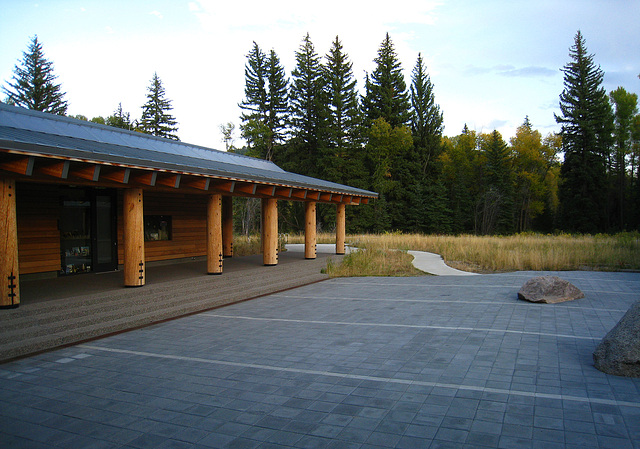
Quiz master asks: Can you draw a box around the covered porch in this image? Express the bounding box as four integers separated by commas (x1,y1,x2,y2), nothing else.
0,103,377,309
0,245,345,362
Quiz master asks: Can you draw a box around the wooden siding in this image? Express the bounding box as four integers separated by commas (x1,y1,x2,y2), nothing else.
16,184,209,275
16,183,61,274
117,191,207,265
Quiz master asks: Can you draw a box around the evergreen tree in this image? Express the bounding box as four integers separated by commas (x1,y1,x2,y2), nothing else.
265,49,289,161
555,31,614,232
140,73,179,140
286,33,327,177
239,42,268,122
323,36,364,185
3,36,68,115
106,103,132,130
410,53,444,178
239,43,288,161
477,130,514,234
439,126,481,233
362,33,411,128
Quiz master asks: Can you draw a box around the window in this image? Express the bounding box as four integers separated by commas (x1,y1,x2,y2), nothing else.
144,215,172,241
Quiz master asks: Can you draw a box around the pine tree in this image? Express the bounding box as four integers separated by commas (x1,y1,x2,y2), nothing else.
410,53,444,178
239,43,288,161
323,36,364,183
362,33,411,128
106,103,132,130
286,33,327,177
555,31,614,232
478,130,514,234
239,42,268,122
140,73,179,140
265,49,289,161
3,36,68,115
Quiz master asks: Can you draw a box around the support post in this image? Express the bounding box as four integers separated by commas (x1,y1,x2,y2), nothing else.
123,188,145,287
336,202,346,255
222,196,233,258
207,194,223,274
1,178,19,308
262,198,278,266
305,201,316,259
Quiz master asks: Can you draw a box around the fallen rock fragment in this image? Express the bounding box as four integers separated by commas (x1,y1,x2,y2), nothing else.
593,301,640,377
517,275,584,304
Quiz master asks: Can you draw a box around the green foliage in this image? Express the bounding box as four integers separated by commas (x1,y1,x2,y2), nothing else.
322,36,364,186
239,43,288,161
3,36,68,115
555,31,614,232
410,53,444,178
106,103,133,130
284,34,328,178
609,87,639,230
362,33,411,128
140,73,179,140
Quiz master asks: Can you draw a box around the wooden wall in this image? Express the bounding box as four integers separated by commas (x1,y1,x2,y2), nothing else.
117,190,207,265
16,184,209,275
16,184,61,274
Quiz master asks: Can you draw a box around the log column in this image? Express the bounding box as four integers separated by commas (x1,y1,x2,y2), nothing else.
123,188,145,287
336,202,346,255
305,201,316,259
1,178,19,308
262,198,278,266
207,194,223,274
222,196,233,258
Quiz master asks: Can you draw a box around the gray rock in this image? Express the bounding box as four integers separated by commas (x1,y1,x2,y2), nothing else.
593,301,640,377
517,275,584,304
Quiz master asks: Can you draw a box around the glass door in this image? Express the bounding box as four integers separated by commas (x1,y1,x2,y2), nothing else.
92,190,118,272
60,189,92,275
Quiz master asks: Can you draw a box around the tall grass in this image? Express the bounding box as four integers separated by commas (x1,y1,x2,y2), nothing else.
349,232,640,272
255,232,640,274
325,249,424,277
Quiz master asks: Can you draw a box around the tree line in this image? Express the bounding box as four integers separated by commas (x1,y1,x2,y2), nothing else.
3,33,640,235
236,31,640,234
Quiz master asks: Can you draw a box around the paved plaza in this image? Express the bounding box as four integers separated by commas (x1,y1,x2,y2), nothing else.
1,271,640,448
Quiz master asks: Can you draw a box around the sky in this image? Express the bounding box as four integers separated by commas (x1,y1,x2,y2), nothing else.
1,0,638,150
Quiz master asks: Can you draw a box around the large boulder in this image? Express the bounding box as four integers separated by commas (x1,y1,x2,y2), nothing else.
593,301,640,377
517,275,584,304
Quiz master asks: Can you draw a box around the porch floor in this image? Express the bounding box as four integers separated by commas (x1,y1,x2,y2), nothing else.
1,247,343,363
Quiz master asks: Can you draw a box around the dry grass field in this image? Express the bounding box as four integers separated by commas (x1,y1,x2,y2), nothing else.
283,232,640,276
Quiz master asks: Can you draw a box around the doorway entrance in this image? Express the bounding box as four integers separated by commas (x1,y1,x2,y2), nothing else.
60,188,117,275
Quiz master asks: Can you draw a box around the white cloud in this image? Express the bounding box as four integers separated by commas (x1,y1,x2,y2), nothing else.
149,10,163,19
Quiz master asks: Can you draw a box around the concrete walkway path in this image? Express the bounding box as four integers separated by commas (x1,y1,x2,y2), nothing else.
408,250,479,276
287,244,477,276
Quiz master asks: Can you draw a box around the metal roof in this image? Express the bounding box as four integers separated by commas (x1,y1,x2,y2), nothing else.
0,103,377,198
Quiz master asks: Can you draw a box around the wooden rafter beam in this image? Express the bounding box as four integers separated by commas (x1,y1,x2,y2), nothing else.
37,160,70,179
101,167,131,184
275,187,293,199
291,189,307,200
0,156,34,176
233,182,257,195
130,171,157,186
69,164,101,182
182,176,210,191
209,180,235,193
256,185,276,197
156,173,181,188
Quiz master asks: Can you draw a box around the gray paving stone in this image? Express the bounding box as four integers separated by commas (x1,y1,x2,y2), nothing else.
1,271,639,448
